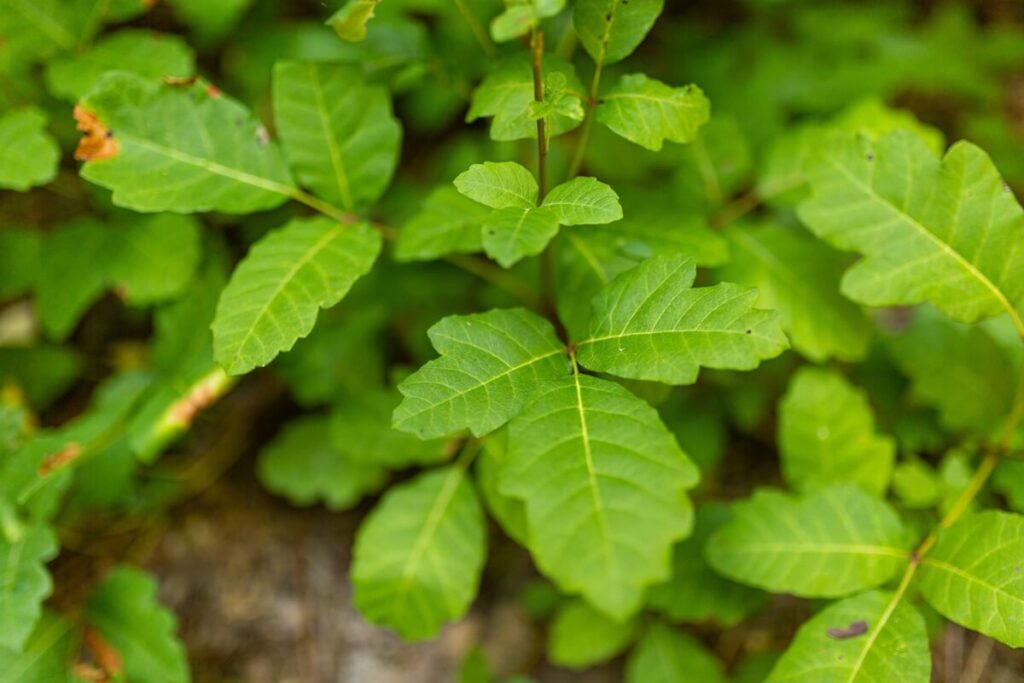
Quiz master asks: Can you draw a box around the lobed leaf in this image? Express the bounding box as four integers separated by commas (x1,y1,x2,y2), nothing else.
395,186,489,261
707,486,909,598
574,0,665,65
576,255,788,384
0,611,79,683
501,374,699,618
352,466,486,640
0,526,58,652
0,108,59,191
212,217,381,375
326,0,381,41
596,75,710,151
541,176,623,226
454,161,538,210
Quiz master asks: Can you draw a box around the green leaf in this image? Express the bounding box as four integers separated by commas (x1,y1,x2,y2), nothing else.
626,623,727,683
258,415,386,510
167,0,253,41
34,218,110,340
918,511,1024,647
481,206,560,268
78,71,294,214
491,0,566,43
474,429,528,544
0,108,59,191
0,228,41,298
272,61,400,210
0,346,81,411
454,162,538,210
0,525,57,652
107,213,202,305
501,373,698,618
0,611,79,683
87,567,190,683
766,590,930,683
576,255,788,384
45,30,194,101
548,600,636,669
541,177,623,226
393,308,566,439
0,0,75,65
352,465,486,640
212,217,382,375
716,222,872,362
528,71,584,122
395,186,489,261
647,504,765,627
707,486,909,598
574,0,664,65
798,130,1024,327
468,55,584,141
596,75,709,151
778,368,895,496
326,0,381,41
889,309,1019,434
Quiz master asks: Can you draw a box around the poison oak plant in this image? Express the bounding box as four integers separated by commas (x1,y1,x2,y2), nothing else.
1,0,1024,681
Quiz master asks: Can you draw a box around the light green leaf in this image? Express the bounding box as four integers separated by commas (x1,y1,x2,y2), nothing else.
395,186,489,261
541,177,623,226
0,611,78,683
352,465,486,640
34,218,109,340
393,308,566,439
502,374,698,618
0,0,75,65
548,600,636,669
716,222,872,362
454,161,538,210
78,71,294,214
889,309,1019,434
167,0,253,40
474,429,528,544
779,368,895,496
0,108,59,191
626,623,727,683
212,217,382,375
0,525,57,652
892,459,942,510
467,56,584,141
491,0,566,43
87,567,190,683
596,75,709,151
919,511,1024,647
574,0,664,65
767,590,930,683
272,61,400,210
45,30,194,101
258,415,386,510
798,130,1024,326
528,71,584,122
482,206,560,268
107,213,202,305
326,0,381,41
576,255,788,384
647,504,765,627
707,486,909,598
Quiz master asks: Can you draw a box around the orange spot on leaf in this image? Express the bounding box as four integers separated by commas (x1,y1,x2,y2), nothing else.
162,74,198,87
84,628,124,678
38,442,82,476
73,105,119,162
168,381,219,427
205,83,222,98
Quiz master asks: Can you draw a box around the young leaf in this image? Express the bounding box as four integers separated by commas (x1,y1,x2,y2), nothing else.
716,222,872,362
392,308,566,439
576,255,788,384
272,61,401,210
258,415,386,510
0,611,79,683
574,0,665,65
625,623,727,683
528,72,584,122
45,30,195,101
548,600,636,669
798,130,1024,327
596,76,710,151
86,567,190,683
646,504,765,627
395,186,489,261
918,511,1024,647
468,56,584,141
454,161,538,210
501,374,699,618
766,590,930,683
541,177,623,226
0,526,58,652
212,217,382,375
352,466,486,640
706,487,909,598
326,0,381,41
77,71,294,214
778,368,895,496
492,0,566,43
0,108,59,191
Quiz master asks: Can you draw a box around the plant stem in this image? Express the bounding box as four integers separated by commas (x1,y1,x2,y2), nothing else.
290,188,358,225
567,59,604,179
530,29,549,201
